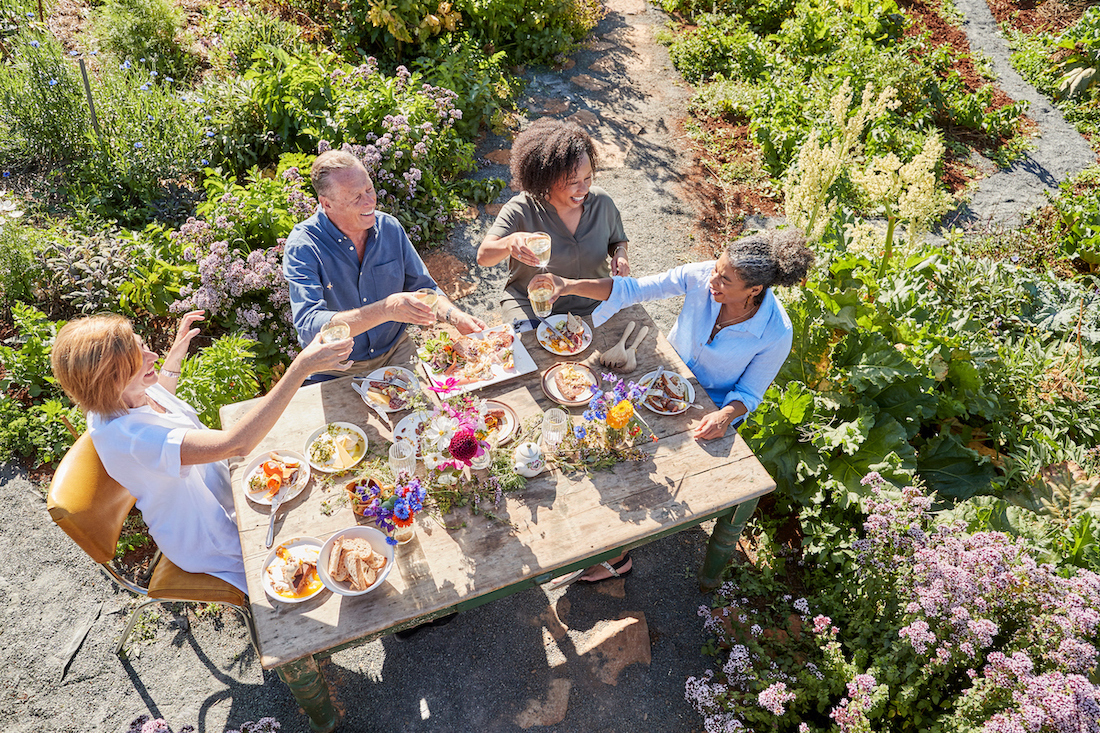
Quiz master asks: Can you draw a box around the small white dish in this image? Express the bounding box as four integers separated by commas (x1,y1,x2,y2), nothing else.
241,449,310,506
639,370,697,415
393,410,432,456
305,422,368,473
536,315,593,356
317,526,395,597
262,536,325,603
351,366,419,413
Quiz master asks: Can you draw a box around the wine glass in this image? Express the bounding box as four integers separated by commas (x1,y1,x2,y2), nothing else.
388,439,417,479
319,320,350,344
540,408,568,451
527,232,552,270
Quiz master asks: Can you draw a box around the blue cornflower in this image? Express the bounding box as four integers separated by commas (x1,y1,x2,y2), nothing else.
2,171,10,178
201,159,209,165
69,50,79,56
573,425,586,439
150,71,158,77
204,115,212,121
147,114,153,120
139,57,146,62
206,131,215,137
120,60,131,70
582,409,594,422
1011,255,1020,263
164,76,173,82
48,79,57,86
139,83,149,91
29,40,40,48
133,142,143,149
90,51,97,56
25,11,33,16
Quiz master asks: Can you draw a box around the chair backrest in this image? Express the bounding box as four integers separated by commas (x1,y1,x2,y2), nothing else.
47,433,136,564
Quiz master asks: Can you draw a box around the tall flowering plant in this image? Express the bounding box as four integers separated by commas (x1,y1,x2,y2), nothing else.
685,473,1100,732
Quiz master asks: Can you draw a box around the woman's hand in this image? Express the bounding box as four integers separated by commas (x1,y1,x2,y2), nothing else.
510,233,543,268
693,404,744,440
159,310,205,386
385,292,437,326
528,273,568,304
611,247,630,277
295,332,354,374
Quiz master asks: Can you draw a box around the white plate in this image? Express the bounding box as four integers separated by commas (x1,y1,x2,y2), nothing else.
241,449,310,506
262,536,325,603
352,366,420,413
481,399,519,446
317,526,395,597
541,362,598,406
639,370,696,415
536,315,593,356
393,410,431,455
418,325,538,395
305,422,368,473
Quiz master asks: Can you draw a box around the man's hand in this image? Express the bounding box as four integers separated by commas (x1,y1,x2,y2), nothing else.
450,310,487,335
384,292,436,326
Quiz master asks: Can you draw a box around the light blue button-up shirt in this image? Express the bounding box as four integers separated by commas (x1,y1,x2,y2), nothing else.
592,261,793,416
283,207,437,362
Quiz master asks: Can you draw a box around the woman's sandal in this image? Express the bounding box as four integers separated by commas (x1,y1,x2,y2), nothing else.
577,553,632,584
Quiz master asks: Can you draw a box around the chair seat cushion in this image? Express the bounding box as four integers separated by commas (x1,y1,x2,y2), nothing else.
149,556,247,607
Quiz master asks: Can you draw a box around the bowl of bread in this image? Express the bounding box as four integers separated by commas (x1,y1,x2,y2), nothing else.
317,526,394,596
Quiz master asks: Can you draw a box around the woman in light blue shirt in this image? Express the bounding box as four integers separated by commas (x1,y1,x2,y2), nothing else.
538,231,813,585
532,230,813,440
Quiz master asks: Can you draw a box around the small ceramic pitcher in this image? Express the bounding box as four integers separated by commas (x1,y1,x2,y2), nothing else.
513,442,544,477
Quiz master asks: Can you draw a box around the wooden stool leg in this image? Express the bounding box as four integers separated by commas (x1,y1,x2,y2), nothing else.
277,655,337,733
699,498,758,592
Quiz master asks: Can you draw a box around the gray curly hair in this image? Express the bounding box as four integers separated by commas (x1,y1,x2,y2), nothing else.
725,230,815,306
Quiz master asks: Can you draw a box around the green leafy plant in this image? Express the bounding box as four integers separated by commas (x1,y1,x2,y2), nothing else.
1053,6,1100,99
0,302,61,398
175,334,261,429
90,0,196,81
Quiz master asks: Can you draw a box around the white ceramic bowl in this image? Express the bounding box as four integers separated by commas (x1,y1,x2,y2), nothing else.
317,526,395,597
305,422,368,473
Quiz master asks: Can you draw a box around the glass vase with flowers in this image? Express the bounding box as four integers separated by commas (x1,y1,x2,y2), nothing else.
557,374,656,468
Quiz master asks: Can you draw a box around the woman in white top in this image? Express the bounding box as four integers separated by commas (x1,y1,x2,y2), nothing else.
536,230,813,584
50,310,352,592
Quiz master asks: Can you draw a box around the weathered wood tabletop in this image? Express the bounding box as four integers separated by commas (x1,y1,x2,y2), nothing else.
221,304,775,731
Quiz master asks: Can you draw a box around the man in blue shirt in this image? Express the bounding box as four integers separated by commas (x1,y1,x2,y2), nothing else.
284,150,485,375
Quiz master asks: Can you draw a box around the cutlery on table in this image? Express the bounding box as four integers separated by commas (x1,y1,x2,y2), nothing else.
619,325,650,374
598,321,636,370
538,315,572,344
351,379,394,429
266,483,288,548
643,366,666,397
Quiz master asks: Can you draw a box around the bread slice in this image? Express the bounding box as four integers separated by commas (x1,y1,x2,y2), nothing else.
328,537,346,581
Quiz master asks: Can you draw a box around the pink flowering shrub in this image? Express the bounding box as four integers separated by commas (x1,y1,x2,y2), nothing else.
170,157,313,368
686,473,1100,732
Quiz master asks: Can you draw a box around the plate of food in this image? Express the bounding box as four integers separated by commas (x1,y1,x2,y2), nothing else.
541,362,598,406
262,536,325,603
392,410,431,455
479,399,518,446
536,314,592,356
306,422,368,473
242,449,310,506
317,526,394,597
417,324,538,394
351,366,419,413
639,370,696,415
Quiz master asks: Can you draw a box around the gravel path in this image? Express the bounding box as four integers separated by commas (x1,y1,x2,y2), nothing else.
949,0,1097,228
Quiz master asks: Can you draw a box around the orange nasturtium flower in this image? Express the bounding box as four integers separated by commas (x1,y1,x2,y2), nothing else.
606,400,634,429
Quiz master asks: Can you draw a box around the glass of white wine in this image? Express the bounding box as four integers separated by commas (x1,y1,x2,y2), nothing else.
319,320,350,344
527,232,552,269
528,282,554,319
415,288,441,319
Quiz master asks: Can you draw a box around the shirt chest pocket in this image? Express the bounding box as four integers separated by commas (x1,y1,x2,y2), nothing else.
362,258,404,297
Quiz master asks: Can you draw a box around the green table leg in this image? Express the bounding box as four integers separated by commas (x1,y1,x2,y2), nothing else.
277,655,337,733
699,498,759,592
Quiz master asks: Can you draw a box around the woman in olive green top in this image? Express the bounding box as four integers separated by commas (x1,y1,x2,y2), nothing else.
477,118,631,323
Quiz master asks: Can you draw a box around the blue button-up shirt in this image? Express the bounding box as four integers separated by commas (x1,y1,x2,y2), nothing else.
283,207,437,361
592,261,793,416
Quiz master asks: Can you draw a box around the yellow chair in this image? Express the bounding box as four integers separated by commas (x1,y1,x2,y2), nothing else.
47,434,258,656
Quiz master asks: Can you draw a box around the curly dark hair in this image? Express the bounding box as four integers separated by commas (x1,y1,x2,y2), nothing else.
725,230,815,306
509,118,598,200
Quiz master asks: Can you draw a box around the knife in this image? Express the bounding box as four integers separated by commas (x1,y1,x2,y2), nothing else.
539,315,572,344
643,366,667,398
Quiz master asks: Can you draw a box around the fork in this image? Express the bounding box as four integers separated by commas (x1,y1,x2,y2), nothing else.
266,483,288,548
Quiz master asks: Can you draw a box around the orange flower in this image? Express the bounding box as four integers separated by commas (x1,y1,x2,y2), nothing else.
606,400,633,429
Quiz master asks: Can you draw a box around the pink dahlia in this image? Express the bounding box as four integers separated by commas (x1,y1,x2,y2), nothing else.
448,428,479,463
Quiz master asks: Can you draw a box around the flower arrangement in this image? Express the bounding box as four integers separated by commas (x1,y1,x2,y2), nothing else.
346,475,427,544
557,374,655,468
418,395,493,485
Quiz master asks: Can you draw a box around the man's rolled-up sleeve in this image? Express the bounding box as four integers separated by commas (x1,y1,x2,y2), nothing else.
283,240,333,347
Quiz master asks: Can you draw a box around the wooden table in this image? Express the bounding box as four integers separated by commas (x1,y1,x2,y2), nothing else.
220,305,775,733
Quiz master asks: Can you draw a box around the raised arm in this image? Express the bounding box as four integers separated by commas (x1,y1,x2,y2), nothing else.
178,333,353,465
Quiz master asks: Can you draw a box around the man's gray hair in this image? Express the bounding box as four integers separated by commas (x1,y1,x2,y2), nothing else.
311,150,364,198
